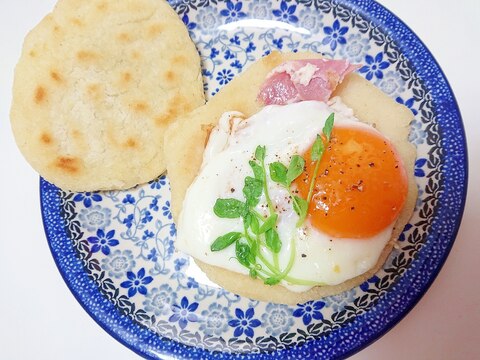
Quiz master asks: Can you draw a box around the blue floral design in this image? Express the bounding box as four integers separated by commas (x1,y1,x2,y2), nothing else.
216,69,234,85
147,248,158,262
248,0,272,19
228,308,261,337
229,35,240,45
149,198,159,211
298,9,323,35
293,300,325,325
87,229,120,256
169,296,199,329
174,258,187,271
122,194,136,205
261,303,294,336
149,175,166,190
187,277,199,289
73,192,102,208
408,119,426,145
359,52,390,80
78,205,111,232
141,210,153,224
339,34,369,62
323,290,356,313
398,223,413,242
272,38,283,49
376,71,406,95
360,275,380,291
200,303,230,336
120,268,154,297
246,42,256,53
161,201,172,219
143,284,177,316
397,96,419,116
272,1,298,23
414,158,427,177
322,19,348,51
195,7,221,33
169,223,177,237
181,14,197,31
220,1,247,23
123,214,134,228
101,249,135,279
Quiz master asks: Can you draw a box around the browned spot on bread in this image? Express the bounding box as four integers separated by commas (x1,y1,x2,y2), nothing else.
96,1,108,11
131,50,141,60
164,70,175,82
122,72,132,83
154,95,188,126
71,18,83,27
29,50,36,58
55,156,80,173
34,86,46,104
50,70,62,83
117,33,131,42
72,129,82,139
125,138,137,148
131,102,149,113
77,50,98,61
86,83,102,100
173,55,187,66
53,25,61,33
201,124,214,147
40,132,52,144
147,23,163,37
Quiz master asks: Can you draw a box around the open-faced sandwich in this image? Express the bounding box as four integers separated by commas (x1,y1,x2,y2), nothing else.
165,51,417,305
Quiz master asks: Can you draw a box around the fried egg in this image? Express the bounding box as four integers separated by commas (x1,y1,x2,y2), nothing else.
176,99,407,292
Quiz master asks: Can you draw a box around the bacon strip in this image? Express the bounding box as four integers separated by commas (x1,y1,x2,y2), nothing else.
257,59,359,105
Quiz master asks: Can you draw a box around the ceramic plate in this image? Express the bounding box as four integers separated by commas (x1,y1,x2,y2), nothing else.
41,0,467,358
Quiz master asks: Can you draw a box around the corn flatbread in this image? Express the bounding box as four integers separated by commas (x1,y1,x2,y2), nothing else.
11,0,204,191
165,51,416,304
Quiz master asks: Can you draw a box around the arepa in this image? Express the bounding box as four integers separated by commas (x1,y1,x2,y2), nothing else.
11,0,204,191
165,52,417,304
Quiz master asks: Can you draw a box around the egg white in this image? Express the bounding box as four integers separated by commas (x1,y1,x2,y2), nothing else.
176,100,393,292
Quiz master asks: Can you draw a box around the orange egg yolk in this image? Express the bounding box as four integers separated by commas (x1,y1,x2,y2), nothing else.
293,125,408,238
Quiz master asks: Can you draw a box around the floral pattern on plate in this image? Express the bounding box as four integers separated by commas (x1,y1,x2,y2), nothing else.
41,0,466,358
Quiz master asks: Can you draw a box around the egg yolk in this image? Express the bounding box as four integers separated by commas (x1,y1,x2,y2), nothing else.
293,125,408,238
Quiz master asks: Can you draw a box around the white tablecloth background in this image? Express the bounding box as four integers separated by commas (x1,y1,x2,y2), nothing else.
1,1,478,358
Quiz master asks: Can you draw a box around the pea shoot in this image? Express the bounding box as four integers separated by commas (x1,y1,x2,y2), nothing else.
210,113,335,286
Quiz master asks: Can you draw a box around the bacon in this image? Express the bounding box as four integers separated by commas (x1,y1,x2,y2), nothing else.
257,59,359,105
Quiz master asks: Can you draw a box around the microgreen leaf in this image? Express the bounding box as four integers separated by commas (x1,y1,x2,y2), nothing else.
249,160,264,181
286,155,305,186
265,228,281,253
258,214,278,234
255,145,266,161
323,113,334,141
264,277,280,285
243,212,252,228
293,196,309,227
250,214,260,234
236,241,253,267
311,134,325,162
269,162,288,185
249,268,258,279
210,232,243,251
243,176,263,207
213,198,247,218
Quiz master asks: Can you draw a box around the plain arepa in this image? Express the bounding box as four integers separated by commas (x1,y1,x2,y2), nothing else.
11,0,204,191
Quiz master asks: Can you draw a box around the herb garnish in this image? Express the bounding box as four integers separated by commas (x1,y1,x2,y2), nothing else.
210,113,334,286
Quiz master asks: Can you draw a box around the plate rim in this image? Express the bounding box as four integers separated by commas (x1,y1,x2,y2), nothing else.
39,0,469,358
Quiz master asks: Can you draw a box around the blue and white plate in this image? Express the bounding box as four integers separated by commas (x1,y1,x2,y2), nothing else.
41,0,467,358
